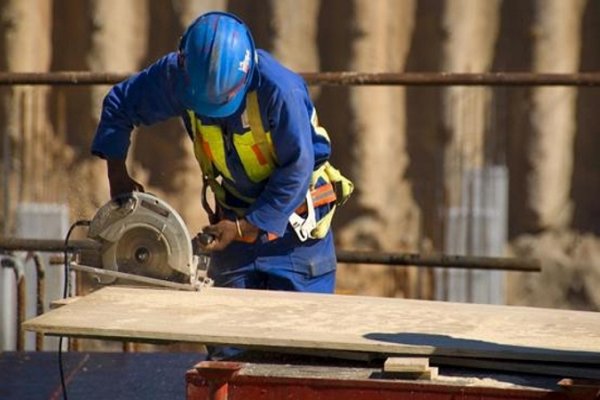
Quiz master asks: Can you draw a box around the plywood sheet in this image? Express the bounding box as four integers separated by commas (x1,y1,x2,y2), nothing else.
23,286,600,364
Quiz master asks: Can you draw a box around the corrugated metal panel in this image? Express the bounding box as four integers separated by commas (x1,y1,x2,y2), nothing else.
437,166,508,304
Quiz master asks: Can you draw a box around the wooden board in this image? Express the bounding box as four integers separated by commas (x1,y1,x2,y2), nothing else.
23,286,600,364
384,357,430,372
431,356,600,380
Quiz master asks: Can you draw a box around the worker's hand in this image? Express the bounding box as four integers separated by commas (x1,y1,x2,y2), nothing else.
198,218,259,252
107,159,145,198
199,220,238,252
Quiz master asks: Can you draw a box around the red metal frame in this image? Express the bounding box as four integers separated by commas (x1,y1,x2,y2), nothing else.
187,361,581,400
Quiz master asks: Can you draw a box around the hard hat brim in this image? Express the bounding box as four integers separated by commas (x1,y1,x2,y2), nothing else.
185,83,247,118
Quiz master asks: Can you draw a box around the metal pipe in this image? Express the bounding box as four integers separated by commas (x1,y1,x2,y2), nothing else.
1,71,600,86
31,253,45,351
2,109,10,236
17,269,25,351
303,72,600,87
335,250,541,272
72,255,81,352
0,237,540,271
1,256,26,351
0,72,129,85
0,237,100,252
122,342,136,353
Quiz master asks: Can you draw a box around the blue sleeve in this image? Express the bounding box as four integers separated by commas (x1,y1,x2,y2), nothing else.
91,53,185,160
245,88,314,236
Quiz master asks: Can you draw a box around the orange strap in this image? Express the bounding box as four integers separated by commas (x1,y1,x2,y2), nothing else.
234,230,277,243
295,183,337,215
233,183,336,243
235,235,257,243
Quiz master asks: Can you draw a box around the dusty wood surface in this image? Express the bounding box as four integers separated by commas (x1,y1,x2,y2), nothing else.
23,286,600,364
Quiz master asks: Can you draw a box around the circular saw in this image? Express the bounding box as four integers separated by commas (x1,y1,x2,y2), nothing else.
87,192,204,286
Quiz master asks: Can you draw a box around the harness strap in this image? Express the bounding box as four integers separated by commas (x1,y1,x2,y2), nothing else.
246,91,276,168
295,183,337,215
188,110,214,177
188,93,351,243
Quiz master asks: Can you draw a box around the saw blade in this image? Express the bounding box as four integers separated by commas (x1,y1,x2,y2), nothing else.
115,226,172,280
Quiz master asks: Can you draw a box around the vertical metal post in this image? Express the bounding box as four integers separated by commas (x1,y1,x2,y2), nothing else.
2,96,10,236
32,253,45,350
123,342,135,353
1,256,26,351
194,361,242,400
16,272,25,351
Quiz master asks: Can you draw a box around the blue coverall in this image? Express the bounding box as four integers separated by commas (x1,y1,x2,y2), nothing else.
92,50,336,293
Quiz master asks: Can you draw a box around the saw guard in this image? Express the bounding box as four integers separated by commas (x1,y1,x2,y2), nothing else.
88,193,197,284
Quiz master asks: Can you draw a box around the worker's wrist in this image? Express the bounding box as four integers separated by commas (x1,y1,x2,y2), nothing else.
238,218,259,238
234,218,244,238
107,158,127,171
107,159,129,181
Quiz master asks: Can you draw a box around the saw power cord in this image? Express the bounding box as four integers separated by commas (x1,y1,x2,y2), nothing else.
58,219,90,400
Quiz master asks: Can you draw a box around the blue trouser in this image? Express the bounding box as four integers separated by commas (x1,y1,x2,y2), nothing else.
208,230,337,293
206,231,336,360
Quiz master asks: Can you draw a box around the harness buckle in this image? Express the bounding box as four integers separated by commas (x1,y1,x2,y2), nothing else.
289,190,317,242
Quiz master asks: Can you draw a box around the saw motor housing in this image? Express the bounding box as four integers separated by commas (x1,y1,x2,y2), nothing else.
88,192,199,285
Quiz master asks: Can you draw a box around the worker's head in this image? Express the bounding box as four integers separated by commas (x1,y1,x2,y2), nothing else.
177,12,256,118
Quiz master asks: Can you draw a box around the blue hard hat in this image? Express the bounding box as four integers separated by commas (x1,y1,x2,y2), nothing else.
177,12,256,118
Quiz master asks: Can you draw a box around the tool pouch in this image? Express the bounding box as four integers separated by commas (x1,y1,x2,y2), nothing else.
308,162,354,239
323,162,354,206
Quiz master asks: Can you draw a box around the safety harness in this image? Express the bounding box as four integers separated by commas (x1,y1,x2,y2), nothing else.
187,91,353,241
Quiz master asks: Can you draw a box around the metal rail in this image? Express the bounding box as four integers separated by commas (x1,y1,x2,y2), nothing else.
31,253,45,351
0,237,101,252
335,250,540,272
303,72,600,87
0,237,540,272
0,71,599,86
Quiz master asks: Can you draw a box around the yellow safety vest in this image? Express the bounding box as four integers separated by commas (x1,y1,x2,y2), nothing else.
187,91,353,239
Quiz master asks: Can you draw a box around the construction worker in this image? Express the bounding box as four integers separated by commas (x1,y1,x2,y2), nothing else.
91,12,352,295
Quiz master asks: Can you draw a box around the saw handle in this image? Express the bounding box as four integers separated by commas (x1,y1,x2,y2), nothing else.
197,232,215,246
192,232,216,254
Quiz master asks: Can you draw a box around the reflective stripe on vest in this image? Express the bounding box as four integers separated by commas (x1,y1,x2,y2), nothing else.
244,91,277,181
198,124,234,181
